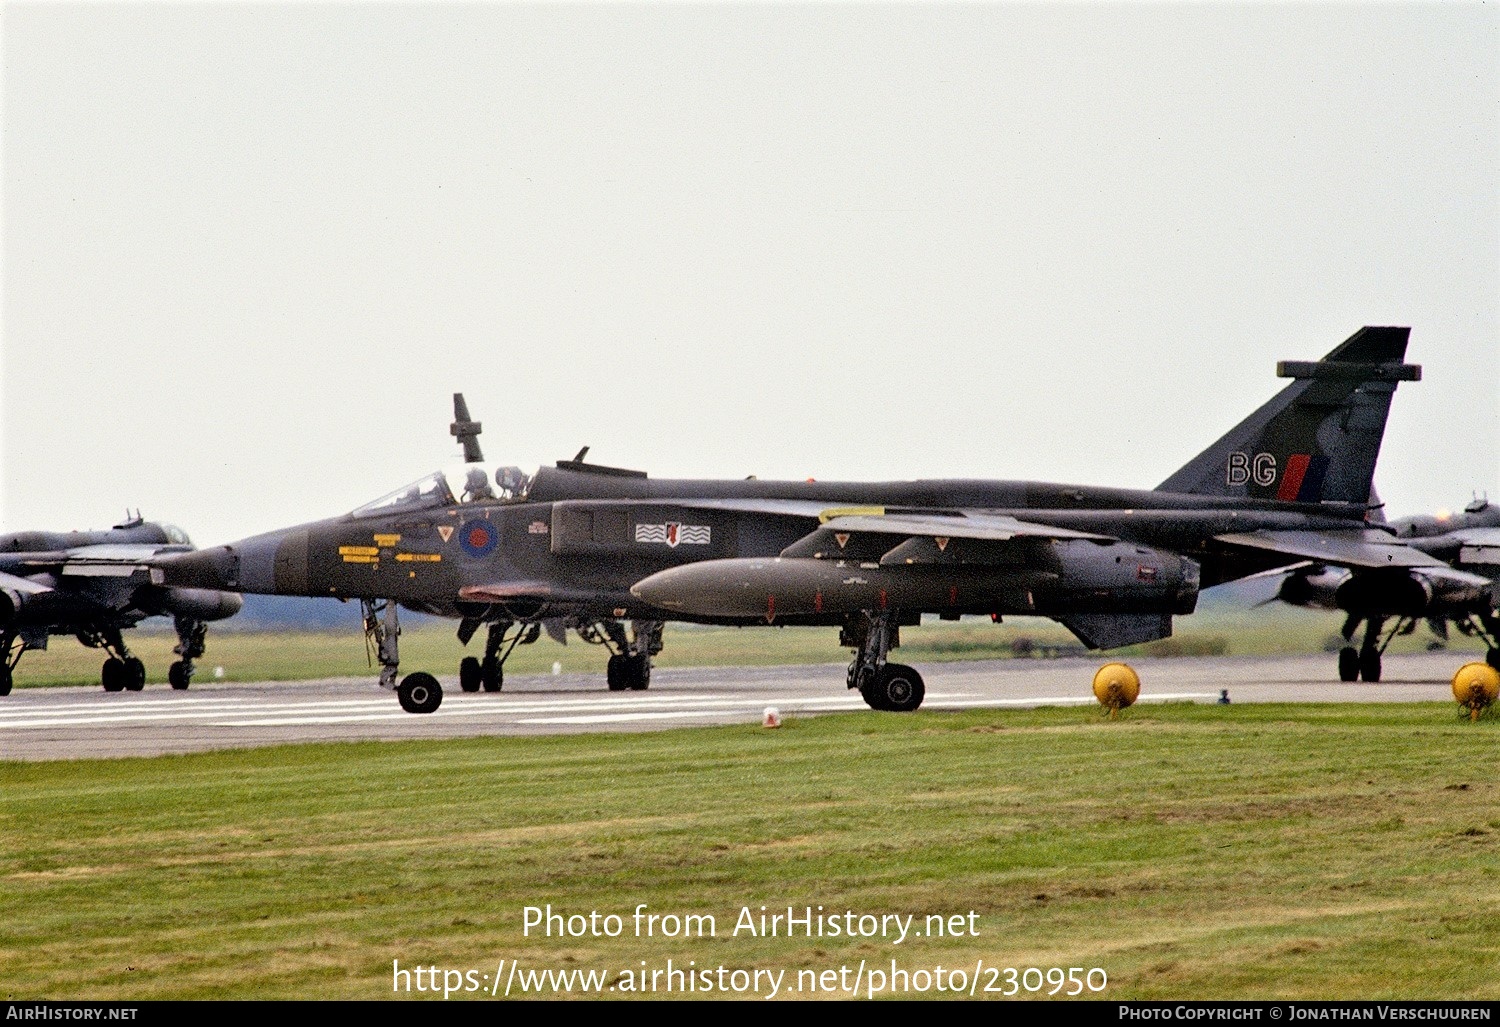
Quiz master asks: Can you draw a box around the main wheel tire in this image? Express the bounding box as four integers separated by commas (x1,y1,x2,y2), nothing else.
459,656,482,692
862,664,926,712
629,655,651,691
123,657,146,691
482,656,503,692
606,654,628,691
1359,649,1382,683
102,658,125,692
397,672,443,714
0,666,11,697
168,661,191,690
1488,647,1500,672
1337,647,1359,682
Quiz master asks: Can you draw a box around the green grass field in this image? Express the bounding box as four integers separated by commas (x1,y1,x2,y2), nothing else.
9,609,1484,688
3,703,1496,1000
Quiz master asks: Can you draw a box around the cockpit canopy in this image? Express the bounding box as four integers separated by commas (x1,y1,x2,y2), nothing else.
352,463,532,518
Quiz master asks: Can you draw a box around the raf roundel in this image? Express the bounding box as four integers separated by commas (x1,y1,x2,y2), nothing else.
458,519,498,558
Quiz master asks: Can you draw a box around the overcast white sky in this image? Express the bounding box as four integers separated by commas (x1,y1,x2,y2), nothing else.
3,1,1496,546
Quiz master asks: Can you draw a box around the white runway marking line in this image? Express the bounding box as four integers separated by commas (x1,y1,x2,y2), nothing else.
0,699,422,729
204,692,912,728
518,692,1220,725
0,695,320,714
0,690,1217,731
0,691,881,730
0,693,755,729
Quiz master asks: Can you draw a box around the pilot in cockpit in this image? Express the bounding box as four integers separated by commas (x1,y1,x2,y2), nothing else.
463,468,495,502
495,466,527,500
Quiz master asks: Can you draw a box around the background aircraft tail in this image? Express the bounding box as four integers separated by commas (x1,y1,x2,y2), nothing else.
1155,326,1418,507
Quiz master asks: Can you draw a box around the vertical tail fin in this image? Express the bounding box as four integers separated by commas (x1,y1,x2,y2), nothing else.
1155,327,1418,506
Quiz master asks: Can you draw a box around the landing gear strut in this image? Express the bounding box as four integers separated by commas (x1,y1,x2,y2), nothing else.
1457,612,1500,672
582,619,660,691
1337,614,1400,683
364,598,441,714
458,620,539,693
0,632,20,697
843,611,925,711
78,628,146,692
168,616,207,690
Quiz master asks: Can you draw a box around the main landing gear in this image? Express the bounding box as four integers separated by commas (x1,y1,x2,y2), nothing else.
578,619,661,691
457,620,540,693
1336,612,1500,682
1338,611,1392,683
1336,614,1399,683
168,615,207,690
0,632,21,697
0,620,212,696
843,611,926,712
75,628,147,692
1455,611,1500,673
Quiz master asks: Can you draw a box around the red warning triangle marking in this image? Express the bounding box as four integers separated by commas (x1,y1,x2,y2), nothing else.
835,533,850,549
935,536,950,551
437,525,454,542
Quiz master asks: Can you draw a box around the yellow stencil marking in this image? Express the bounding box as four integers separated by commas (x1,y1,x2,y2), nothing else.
339,546,379,556
395,553,441,563
818,506,885,524
341,554,379,564
373,534,401,547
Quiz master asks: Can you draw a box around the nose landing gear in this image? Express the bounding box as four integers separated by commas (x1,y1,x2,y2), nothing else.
365,598,444,714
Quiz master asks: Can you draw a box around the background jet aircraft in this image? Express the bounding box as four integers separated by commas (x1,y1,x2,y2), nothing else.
0,514,242,695
160,326,1433,715
1268,495,1500,681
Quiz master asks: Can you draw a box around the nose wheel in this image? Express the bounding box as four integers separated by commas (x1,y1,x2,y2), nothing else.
397,672,443,714
365,598,443,714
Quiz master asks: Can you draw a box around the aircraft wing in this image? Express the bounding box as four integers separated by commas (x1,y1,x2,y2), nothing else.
781,511,1112,564
13,544,175,576
819,512,1110,541
1213,529,1453,570
669,498,1118,537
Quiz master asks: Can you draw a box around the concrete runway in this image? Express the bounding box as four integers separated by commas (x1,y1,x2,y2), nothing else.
0,651,1476,762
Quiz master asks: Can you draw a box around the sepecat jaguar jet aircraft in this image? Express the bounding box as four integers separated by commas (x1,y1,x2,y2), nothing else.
159,327,1438,714
0,513,242,695
1267,493,1499,682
